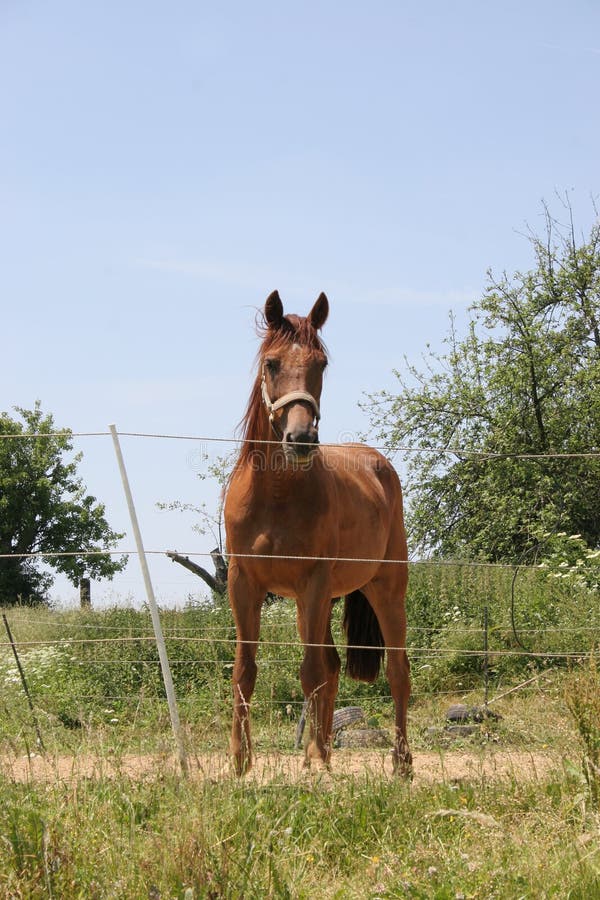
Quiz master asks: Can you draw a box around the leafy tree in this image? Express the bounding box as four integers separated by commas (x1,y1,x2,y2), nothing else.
365,198,600,560
0,403,126,605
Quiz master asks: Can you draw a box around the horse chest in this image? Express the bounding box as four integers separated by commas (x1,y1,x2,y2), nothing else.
245,496,332,549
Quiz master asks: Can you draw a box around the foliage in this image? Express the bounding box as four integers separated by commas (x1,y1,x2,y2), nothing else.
0,403,126,605
565,651,600,807
535,531,600,593
405,556,600,691
0,602,237,739
365,197,600,560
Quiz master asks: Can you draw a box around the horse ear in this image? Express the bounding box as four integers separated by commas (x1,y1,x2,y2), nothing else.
309,292,329,330
265,290,284,328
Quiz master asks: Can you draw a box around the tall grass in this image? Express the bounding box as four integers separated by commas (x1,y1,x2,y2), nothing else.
406,560,600,691
1,568,599,897
565,651,600,808
1,766,599,898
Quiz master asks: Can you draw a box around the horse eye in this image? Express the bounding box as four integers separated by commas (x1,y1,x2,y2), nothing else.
265,358,279,373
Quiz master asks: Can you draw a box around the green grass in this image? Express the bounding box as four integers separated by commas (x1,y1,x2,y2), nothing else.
1,765,598,898
1,569,599,897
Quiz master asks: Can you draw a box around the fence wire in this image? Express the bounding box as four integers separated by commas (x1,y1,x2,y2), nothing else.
0,632,594,659
1,426,597,749
1,427,600,460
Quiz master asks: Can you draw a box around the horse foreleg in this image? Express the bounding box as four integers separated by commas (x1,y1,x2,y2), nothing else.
297,578,340,770
228,562,264,775
363,578,412,778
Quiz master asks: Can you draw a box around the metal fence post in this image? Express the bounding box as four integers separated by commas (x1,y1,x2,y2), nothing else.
109,425,188,777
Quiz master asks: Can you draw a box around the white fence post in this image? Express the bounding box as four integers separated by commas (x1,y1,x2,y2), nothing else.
109,424,189,777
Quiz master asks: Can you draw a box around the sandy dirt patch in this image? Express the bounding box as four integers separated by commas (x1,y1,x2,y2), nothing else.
2,748,565,785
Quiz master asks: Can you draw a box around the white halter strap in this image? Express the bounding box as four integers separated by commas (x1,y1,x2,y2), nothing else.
261,370,321,427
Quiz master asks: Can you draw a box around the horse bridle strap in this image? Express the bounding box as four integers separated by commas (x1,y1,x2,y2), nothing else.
261,372,321,428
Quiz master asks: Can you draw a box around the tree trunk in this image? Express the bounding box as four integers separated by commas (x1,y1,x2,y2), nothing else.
79,578,91,608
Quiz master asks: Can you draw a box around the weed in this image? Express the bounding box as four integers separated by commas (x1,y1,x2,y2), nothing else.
565,651,600,807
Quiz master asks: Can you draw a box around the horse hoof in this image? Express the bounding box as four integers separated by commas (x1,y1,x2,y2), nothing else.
392,750,413,780
232,754,252,777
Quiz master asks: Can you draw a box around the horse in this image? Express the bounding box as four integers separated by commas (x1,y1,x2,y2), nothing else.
223,291,412,776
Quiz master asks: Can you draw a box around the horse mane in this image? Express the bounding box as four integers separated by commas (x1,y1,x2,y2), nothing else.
234,310,328,469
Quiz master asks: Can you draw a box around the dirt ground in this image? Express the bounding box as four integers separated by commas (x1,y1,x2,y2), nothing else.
2,748,565,785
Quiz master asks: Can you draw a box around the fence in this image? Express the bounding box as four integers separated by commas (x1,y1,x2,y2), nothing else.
1,427,599,772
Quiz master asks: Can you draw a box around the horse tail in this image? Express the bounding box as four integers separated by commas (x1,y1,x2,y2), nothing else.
343,589,384,683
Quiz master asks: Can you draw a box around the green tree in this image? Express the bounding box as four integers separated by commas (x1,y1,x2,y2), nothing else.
0,403,127,605
366,199,600,560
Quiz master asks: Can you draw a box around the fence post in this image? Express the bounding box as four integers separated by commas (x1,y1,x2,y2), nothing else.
109,425,189,777
2,614,46,752
483,605,489,710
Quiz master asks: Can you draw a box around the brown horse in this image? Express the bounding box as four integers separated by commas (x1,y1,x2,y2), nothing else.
224,291,411,776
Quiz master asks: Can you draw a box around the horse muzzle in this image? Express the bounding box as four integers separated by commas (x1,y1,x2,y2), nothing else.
283,425,320,462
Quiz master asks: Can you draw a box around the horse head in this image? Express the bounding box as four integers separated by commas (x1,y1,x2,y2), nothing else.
260,290,329,460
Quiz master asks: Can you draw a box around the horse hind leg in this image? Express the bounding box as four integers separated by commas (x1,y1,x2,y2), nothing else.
361,575,412,777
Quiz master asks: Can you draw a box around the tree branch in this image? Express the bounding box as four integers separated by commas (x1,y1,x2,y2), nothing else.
166,550,227,595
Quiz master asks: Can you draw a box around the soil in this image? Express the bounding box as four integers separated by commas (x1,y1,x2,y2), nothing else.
2,748,566,785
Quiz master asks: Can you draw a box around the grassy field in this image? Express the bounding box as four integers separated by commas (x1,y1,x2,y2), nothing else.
1,563,599,898
2,756,598,899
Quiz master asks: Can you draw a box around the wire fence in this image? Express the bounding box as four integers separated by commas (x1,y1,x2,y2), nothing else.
2,427,599,572
1,426,598,761
0,596,590,765
0,548,549,571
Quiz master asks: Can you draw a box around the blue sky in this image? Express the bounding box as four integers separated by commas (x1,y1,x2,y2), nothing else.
1,1,599,606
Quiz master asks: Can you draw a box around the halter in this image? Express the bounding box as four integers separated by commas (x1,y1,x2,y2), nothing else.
261,365,321,437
